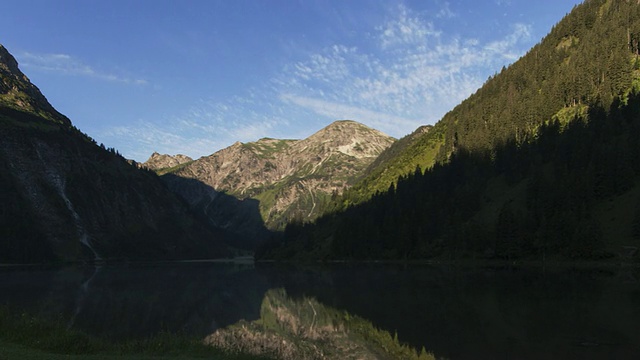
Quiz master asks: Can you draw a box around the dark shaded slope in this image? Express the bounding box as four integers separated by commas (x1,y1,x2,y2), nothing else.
0,45,228,263
162,174,272,251
262,93,640,261
338,0,640,206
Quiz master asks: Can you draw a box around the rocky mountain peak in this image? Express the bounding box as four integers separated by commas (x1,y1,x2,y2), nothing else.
295,120,395,159
0,45,21,76
0,44,70,126
158,119,396,233
142,152,193,171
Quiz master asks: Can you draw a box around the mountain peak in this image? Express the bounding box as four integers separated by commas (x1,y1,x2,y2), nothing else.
162,120,395,232
0,45,21,76
322,120,369,131
0,44,70,126
302,120,395,159
143,152,193,171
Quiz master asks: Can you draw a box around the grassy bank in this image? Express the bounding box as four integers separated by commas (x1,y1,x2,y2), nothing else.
0,306,271,360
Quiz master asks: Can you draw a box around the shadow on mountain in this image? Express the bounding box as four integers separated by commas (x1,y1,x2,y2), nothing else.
161,174,275,251
1,107,229,263
266,93,640,261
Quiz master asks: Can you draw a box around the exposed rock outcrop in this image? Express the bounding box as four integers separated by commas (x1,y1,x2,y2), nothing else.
142,152,193,172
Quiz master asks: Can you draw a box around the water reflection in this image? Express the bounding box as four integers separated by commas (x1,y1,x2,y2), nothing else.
206,287,433,360
0,262,638,359
0,262,269,339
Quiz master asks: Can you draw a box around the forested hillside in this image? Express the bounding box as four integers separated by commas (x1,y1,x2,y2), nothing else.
258,0,640,262
0,45,229,263
333,0,640,207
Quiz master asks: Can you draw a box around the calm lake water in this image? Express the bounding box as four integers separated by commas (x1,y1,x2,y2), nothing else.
0,262,638,359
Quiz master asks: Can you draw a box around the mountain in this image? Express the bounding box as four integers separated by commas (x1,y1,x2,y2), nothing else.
0,44,229,263
259,0,640,262
156,120,395,247
0,46,70,126
338,0,640,206
340,125,434,205
142,152,193,173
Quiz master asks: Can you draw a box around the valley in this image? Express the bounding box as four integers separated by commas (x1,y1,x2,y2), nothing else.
1,1,640,359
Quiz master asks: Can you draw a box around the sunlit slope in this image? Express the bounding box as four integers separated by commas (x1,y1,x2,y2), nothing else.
341,0,640,206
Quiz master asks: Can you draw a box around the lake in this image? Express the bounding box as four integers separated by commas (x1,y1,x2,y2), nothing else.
0,261,638,359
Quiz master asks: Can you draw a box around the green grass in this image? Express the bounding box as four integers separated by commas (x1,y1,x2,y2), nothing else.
0,306,272,360
241,139,296,159
345,123,445,205
154,160,194,176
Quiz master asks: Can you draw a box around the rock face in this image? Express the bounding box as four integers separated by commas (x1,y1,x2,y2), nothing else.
160,120,395,246
142,152,193,172
0,44,228,263
0,45,70,126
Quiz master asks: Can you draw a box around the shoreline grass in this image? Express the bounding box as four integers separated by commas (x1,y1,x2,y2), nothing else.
0,306,272,360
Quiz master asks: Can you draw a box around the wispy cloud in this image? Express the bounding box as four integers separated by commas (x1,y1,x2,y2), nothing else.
18,52,147,85
101,94,292,161
275,4,533,137
102,121,218,161
102,2,534,161
437,2,457,19
378,5,441,49
484,23,531,60
280,93,415,135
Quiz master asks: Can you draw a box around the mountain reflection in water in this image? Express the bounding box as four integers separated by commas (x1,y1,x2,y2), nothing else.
0,262,638,359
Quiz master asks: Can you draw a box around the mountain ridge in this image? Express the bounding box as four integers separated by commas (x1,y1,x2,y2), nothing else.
144,119,396,246
142,152,193,173
0,45,70,126
0,44,229,263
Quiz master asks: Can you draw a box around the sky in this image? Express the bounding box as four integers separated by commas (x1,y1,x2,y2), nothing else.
1,0,581,162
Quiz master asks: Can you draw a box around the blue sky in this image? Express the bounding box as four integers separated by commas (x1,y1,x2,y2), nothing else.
1,0,580,161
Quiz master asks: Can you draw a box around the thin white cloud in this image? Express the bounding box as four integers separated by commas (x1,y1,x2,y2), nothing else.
103,121,208,161
276,6,534,135
18,52,147,85
100,93,292,161
437,2,457,19
291,45,353,83
484,23,531,60
280,93,415,136
102,3,535,161
378,4,441,49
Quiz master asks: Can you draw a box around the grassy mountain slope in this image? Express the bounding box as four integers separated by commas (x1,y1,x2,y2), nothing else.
339,124,439,206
